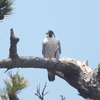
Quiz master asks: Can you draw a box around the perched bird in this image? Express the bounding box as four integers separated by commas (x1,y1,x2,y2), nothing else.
42,30,61,81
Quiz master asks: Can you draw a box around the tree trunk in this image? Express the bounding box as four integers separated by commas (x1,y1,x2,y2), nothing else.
0,28,100,100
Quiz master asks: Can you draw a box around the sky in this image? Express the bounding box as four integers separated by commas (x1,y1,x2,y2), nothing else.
0,0,100,100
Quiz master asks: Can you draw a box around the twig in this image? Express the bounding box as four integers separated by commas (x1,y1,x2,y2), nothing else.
35,82,49,100
60,95,65,100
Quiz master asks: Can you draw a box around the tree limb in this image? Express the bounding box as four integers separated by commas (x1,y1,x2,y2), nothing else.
0,28,100,100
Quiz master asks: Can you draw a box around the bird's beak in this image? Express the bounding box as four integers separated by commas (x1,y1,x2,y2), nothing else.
46,32,49,37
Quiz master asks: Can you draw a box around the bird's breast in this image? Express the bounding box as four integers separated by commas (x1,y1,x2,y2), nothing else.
44,41,59,58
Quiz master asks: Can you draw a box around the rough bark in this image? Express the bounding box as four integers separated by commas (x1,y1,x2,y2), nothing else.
8,94,19,100
9,28,19,59
0,28,100,100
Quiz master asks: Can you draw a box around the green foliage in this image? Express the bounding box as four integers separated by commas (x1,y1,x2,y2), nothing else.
0,0,14,20
0,89,8,100
0,71,28,100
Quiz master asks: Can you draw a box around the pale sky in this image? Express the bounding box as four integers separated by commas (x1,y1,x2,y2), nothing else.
0,0,100,100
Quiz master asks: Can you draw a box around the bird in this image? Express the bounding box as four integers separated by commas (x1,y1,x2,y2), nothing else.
42,30,61,81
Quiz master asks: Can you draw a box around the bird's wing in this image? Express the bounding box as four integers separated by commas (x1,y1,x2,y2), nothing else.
42,42,46,57
58,40,61,54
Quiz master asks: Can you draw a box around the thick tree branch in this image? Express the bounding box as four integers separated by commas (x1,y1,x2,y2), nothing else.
0,28,100,100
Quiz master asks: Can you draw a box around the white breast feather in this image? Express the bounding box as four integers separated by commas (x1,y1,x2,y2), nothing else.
43,37,60,58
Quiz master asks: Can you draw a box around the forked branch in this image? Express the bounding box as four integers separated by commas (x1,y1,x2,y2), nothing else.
60,95,66,100
35,83,48,100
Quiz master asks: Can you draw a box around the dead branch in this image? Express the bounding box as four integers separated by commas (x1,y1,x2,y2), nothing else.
35,83,49,100
60,95,66,100
9,28,19,59
0,28,100,100
5,28,19,72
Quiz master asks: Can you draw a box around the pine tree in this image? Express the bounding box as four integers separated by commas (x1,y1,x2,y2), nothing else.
0,71,28,100
0,0,14,20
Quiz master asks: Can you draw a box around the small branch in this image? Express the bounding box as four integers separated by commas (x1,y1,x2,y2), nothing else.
35,83,49,100
60,95,66,100
42,82,49,96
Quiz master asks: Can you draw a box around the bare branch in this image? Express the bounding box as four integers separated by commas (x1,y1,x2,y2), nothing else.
1,28,100,99
42,82,49,96
60,95,66,100
9,28,19,59
35,83,48,100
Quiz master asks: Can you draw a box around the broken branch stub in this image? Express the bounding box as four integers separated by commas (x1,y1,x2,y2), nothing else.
9,28,19,59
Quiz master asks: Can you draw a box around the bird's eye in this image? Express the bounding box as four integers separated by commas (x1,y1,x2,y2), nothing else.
46,32,49,35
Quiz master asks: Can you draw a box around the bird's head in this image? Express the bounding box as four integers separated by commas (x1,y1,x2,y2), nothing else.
45,30,55,38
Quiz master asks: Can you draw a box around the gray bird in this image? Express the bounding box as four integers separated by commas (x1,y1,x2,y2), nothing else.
42,30,61,81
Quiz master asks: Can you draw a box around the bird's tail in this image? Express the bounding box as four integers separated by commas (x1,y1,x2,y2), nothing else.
47,70,55,82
